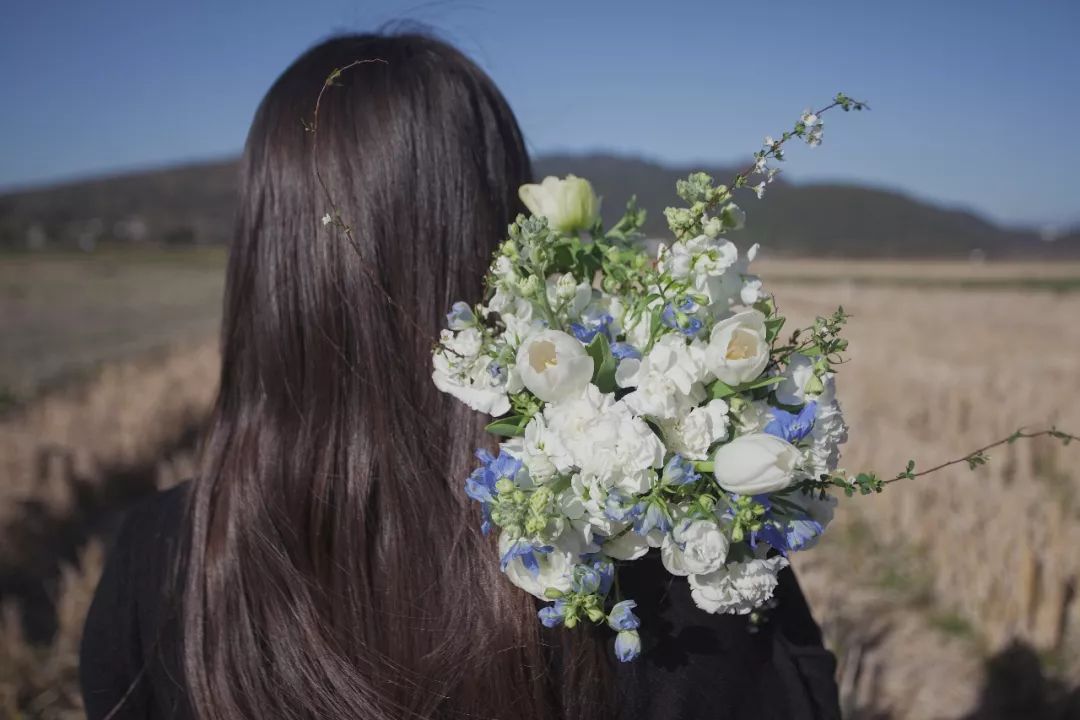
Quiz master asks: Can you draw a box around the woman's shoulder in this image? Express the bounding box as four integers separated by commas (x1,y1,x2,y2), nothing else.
121,481,190,543
81,482,192,719
614,552,839,719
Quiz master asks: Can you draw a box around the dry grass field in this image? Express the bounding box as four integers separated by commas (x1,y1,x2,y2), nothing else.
2,251,1079,718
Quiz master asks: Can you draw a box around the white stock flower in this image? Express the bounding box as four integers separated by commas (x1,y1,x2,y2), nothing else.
498,533,575,599
547,273,593,319
803,385,847,479
712,432,800,495
734,399,774,434
615,334,708,421
516,330,594,403
659,235,738,287
663,399,730,460
704,310,770,386
431,328,511,416
501,415,559,484
518,175,601,233
775,353,824,406
660,519,730,576
688,556,789,614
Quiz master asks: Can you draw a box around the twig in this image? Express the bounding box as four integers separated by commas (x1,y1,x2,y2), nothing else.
882,428,1078,485
305,59,435,342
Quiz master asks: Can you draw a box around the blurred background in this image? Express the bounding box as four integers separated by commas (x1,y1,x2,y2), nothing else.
2,1,1079,717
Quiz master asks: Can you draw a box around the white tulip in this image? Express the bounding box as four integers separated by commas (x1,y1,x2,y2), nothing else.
515,330,594,403
518,175,601,233
704,309,770,386
712,432,800,495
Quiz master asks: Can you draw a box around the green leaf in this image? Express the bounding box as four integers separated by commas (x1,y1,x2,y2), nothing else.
741,375,785,392
764,317,786,343
709,379,736,399
586,333,618,393
712,374,785,398
485,414,526,438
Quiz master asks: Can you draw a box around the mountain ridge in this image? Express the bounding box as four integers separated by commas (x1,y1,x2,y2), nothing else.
2,153,1076,259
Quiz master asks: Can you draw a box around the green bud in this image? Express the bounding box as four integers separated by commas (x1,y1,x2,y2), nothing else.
494,478,514,494
586,607,606,623
519,275,541,298
544,587,564,599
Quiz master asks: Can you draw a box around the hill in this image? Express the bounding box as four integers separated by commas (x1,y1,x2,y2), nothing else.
2,153,1076,259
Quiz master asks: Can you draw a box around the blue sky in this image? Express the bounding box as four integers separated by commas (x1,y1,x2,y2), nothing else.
1,0,1077,227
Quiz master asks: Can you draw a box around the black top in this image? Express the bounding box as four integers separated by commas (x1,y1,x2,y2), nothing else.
80,483,840,719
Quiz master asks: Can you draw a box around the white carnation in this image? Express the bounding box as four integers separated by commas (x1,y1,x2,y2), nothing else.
615,334,709,421
688,556,789,615
543,385,665,482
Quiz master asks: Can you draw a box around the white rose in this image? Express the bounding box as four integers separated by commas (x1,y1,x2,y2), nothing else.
518,175,601,233
660,519,730,576
688,556,789,615
516,330,594,403
498,533,575,599
712,432,800,495
704,309,770,386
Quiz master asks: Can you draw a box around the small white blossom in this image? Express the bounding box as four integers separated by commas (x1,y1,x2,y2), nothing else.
321,213,332,226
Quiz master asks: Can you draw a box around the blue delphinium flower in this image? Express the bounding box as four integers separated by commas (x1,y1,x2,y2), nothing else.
614,629,642,662
764,401,818,443
662,454,701,486
500,540,553,577
633,500,672,536
446,301,475,330
660,297,704,337
783,517,825,551
610,342,642,361
464,449,525,534
603,488,637,522
593,558,615,595
571,565,602,594
538,599,568,628
607,600,641,631
570,311,614,344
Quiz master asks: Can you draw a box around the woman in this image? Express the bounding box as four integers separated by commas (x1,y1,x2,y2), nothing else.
80,33,840,720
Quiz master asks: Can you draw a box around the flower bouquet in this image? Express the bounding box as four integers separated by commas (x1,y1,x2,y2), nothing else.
424,95,1077,661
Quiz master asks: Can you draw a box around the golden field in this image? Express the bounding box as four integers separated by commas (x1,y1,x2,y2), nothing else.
2,252,1079,718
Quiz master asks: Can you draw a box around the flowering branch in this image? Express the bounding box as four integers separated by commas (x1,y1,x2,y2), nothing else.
730,92,868,200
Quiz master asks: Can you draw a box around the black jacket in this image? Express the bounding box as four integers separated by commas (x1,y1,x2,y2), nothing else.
80,482,840,719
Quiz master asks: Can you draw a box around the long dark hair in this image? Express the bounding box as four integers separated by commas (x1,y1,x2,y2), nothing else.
182,33,611,720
